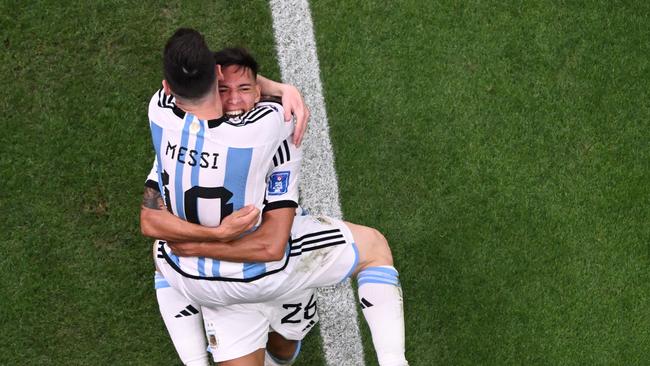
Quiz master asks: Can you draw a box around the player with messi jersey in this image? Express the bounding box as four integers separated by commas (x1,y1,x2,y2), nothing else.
144,30,310,365
142,28,409,366
144,30,313,366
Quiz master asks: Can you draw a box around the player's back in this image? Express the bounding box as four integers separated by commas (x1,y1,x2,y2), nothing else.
147,89,292,281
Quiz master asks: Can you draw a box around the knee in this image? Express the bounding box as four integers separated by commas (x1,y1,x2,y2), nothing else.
266,332,299,362
369,228,393,265
351,224,393,270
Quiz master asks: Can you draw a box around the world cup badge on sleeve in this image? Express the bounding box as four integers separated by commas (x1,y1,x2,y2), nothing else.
268,171,290,195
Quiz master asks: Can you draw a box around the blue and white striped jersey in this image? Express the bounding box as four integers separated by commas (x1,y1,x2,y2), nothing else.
146,89,302,281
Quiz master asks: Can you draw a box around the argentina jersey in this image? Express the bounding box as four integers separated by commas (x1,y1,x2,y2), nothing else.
147,89,296,281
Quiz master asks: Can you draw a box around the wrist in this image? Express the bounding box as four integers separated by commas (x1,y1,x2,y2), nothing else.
211,226,228,240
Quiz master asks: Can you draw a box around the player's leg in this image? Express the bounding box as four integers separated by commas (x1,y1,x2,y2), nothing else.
265,333,300,366
281,216,407,365
153,241,210,366
155,272,210,366
265,289,318,365
218,349,265,366
346,222,408,366
201,304,270,366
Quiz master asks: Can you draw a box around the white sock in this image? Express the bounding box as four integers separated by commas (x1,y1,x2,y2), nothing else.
155,272,210,366
357,266,409,366
264,340,301,365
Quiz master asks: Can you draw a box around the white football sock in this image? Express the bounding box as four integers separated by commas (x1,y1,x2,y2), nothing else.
155,272,210,366
357,266,409,366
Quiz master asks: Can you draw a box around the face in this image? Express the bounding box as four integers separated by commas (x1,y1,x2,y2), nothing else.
219,65,261,117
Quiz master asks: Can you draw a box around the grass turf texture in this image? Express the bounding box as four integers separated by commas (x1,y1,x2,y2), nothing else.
312,1,649,365
1,0,648,365
0,1,326,365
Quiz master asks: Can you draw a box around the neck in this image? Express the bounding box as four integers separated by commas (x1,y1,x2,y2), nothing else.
175,94,223,120
183,104,223,120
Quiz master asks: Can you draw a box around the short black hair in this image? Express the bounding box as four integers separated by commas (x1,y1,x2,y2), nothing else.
163,28,216,100
213,47,259,78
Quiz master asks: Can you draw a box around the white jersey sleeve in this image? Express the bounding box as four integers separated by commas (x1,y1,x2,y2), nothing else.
264,137,302,212
145,157,158,188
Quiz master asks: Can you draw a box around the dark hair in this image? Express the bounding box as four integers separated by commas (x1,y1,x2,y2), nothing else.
213,47,259,78
163,28,216,100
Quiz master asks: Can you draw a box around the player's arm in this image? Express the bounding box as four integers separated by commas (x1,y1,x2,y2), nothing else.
139,159,259,242
257,75,309,147
167,207,295,262
140,185,259,242
169,136,303,262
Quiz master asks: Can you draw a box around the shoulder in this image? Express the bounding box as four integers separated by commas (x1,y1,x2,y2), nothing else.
148,88,185,121
224,102,284,127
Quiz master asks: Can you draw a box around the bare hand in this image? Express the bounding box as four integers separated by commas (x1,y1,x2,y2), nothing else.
280,85,310,147
215,204,260,241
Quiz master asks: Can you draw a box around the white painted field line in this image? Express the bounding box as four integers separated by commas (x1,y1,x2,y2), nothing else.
269,1,366,365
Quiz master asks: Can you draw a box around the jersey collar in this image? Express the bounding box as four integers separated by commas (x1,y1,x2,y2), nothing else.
207,115,229,128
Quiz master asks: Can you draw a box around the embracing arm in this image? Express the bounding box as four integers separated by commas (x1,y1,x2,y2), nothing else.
140,185,259,242
167,207,295,262
257,75,310,147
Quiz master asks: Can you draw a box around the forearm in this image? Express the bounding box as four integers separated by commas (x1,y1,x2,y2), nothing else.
257,75,284,96
171,237,274,262
140,206,223,242
256,75,309,146
140,185,229,241
170,208,296,262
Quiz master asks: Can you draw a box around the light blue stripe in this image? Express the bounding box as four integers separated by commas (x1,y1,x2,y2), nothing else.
168,251,180,267
357,266,400,287
358,271,398,282
154,272,170,289
174,114,194,219
358,274,399,284
223,147,253,211
191,120,205,189
243,262,267,279
198,256,206,277
359,266,398,278
190,120,206,277
211,259,220,277
150,121,166,200
340,242,359,283
155,279,171,289
358,277,399,287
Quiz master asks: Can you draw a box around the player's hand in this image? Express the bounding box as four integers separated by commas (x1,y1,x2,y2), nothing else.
214,205,260,241
280,84,310,147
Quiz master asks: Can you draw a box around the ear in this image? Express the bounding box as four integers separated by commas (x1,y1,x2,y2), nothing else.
216,64,223,81
162,80,172,96
254,84,261,103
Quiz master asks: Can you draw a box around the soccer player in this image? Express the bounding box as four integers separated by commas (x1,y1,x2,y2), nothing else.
143,28,408,366
147,41,310,365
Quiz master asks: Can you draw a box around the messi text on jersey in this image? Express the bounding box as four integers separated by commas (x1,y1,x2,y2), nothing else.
165,141,219,169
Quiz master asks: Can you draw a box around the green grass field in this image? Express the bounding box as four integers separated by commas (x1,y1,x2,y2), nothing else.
1,1,649,365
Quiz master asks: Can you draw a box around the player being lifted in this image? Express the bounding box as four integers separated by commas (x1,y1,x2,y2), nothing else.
142,28,408,366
